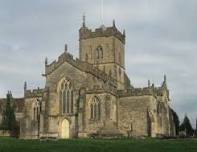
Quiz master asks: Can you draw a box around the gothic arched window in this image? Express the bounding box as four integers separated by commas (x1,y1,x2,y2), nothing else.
96,46,103,59
32,100,40,121
59,80,74,114
90,96,100,120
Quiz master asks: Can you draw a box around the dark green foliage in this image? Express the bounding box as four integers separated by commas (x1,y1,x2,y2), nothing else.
1,91,16,132
179,115,194,136
171,109,180,135
195,119,197,136
0,137,197,152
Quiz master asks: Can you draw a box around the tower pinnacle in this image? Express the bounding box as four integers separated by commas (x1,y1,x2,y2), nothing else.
162,74,167,88
164,74,167,82
82,14,86,27
113,19,116,27
24,81,27,91
65,44,68,52
148,80,151,87
45,57,48,66
123,29,126,36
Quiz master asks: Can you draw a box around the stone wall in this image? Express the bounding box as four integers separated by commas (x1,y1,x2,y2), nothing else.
20,97,42,139
79,26,126,90
80,36,125,68
0,130,10,137
118,95,157,137
83,93,117,136
44,58,115,138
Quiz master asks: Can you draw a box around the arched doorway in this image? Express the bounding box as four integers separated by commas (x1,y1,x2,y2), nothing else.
61,119,70,139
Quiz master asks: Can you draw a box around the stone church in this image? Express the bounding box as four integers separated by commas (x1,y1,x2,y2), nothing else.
0,18,175,139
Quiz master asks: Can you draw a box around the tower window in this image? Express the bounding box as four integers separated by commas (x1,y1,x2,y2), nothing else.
96,46,103,59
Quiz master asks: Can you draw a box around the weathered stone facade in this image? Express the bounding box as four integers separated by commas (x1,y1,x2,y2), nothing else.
0,19,176,139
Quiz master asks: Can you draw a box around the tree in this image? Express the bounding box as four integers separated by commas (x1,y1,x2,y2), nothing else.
179,115,194,136
195,119,197,137
1,91,16,131
171,109,180,135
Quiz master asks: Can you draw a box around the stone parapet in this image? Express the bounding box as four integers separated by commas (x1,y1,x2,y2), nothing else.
25,88,44,98
79,26,125,44
118,87,154,97
86,87,117,97
118,85,169,99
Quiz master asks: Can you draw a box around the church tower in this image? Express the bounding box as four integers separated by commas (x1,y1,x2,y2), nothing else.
79,16,126,89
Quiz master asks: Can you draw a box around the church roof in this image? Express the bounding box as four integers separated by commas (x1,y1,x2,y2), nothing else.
45,51,117,88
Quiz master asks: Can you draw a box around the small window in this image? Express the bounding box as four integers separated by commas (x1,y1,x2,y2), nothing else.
96,46,103,59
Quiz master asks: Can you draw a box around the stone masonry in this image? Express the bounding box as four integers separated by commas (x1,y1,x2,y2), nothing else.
0,18,176,139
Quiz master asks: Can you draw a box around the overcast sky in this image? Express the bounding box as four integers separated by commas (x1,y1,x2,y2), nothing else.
0,0,197,127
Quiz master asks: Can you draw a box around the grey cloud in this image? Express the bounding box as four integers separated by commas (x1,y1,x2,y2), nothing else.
0,0,197,126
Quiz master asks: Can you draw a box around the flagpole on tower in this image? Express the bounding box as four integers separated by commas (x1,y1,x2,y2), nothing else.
101,0,104,25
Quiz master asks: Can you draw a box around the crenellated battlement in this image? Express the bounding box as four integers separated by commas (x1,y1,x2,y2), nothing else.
45,51,117,88
118,87,153,97
24,88,44,98
79,25,125,44
118,83,169,99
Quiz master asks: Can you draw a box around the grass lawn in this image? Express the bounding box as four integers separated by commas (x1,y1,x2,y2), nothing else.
0,137,197,152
